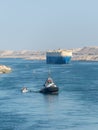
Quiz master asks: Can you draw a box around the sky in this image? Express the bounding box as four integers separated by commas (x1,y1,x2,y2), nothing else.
0,0,98,51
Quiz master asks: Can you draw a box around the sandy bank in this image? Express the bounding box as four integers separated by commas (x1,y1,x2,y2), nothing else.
0,65,12,74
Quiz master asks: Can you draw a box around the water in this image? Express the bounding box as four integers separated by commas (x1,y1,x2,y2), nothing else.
0,59,98,130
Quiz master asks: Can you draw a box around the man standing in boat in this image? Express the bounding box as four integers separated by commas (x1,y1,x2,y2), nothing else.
44,77,56,88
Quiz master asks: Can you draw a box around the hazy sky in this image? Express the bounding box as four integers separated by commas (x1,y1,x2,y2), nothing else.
0,0,98,50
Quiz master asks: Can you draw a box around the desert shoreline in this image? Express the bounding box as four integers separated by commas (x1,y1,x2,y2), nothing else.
0,46,98,61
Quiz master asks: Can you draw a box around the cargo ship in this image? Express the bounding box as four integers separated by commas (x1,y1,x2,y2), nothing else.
46,49,72,64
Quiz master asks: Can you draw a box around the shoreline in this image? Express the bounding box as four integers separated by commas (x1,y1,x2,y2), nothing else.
0,56,98,62
0,46,98,61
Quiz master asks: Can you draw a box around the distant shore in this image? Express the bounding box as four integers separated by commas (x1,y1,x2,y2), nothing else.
72,46,98,61
0,46,98,61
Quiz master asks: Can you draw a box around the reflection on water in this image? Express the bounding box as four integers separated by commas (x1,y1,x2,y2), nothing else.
43,94,59,111
43,94,59,103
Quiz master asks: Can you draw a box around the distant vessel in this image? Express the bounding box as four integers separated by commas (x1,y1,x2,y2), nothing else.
46,49,72,64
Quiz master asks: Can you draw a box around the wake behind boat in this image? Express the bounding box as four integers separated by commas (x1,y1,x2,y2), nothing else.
39,76,59,94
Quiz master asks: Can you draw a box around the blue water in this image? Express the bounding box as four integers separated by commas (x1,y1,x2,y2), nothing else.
0,58,98,130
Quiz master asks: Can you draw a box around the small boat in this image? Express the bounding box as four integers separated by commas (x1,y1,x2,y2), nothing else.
21,87,28,93
39,76,59,94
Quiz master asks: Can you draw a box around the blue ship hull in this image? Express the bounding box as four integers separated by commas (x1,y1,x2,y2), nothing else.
46,56,71,64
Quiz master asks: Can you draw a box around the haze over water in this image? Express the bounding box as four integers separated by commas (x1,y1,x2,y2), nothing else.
0,58,98,130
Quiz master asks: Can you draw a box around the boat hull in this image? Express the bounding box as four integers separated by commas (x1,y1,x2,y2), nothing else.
46,56,71,64
39,87,59,94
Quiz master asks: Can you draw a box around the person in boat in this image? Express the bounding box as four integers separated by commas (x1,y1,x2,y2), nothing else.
44,77,56,88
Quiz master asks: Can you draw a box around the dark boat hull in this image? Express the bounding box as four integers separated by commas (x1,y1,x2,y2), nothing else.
39,87,59,94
